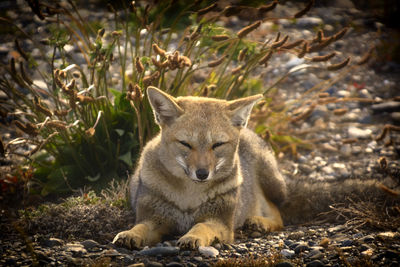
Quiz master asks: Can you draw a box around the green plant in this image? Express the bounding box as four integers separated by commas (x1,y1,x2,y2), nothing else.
0,0,373,195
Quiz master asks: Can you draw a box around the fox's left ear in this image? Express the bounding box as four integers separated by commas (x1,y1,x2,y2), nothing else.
227,94,263,127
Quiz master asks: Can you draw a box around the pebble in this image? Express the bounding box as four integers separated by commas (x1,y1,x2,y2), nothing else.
146,261,164,267
348,126,372,139
81,239,100,250
306,260,325,267
65,243,87,256
276,262,294,267
281,249,295,258
371,101,400,113
165,262,184,267
294,244,309,254
296,17,324,27
42,237,64,247
198,246,219,258
138,246,179,256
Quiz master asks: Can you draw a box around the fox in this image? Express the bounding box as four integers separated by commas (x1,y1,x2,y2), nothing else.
113,86,287,249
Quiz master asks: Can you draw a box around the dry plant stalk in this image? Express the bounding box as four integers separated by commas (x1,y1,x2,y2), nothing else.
197,2,217,16
259,50,273,65
152,43,166,57
237,20,261,38
271,35,288,49
376,124,400,141
258,0,278,14
135,57,144,73
333,108,347,116
298,42,308,58
238,47,248,61
290,103,317,123
329,199,400,231
311,52,336,62
208,55,227,67
327,57,350,71
211,35,230,41
281,39,304,49
357,46,374,65
294,0,314,18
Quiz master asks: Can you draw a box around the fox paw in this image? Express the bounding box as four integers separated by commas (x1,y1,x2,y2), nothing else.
244,216,277,234
112,230,144,250
177,234,206,250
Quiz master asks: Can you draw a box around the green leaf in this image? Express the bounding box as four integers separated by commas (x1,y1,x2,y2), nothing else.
85,173,101,182
118,151,132,166
115,129,125,136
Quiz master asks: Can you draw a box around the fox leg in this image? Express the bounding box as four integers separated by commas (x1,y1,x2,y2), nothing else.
177,219,233,249
244,199,283,233
113,220,170,249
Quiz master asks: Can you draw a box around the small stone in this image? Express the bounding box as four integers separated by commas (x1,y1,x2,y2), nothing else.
281,249,295,258
288,231,304,239
294,244,309,254
337,90,350,97
362,235,374,242
138,246,179,256
199,246,219,258
320,143,337,152
391,112,400,122
339,246,353,252
129,263,145,267
348,126,372,139
297,17,324,27
65,243,87,257
276,262,294,267
382,250,400,259
42,237,64,247
377,231,398,241
299,164,313,174
193,256,203,262
165,262,184,267
284,239,294,247
81,239,100,250
340,144,352,156
341,239,353,247
250,231,262,238
361,248,374,257
306,260,325,267
146,261,163,267
371,101,400,113
328,225,345,233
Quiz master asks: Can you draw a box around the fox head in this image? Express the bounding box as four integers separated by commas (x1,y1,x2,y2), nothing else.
147,86,262,183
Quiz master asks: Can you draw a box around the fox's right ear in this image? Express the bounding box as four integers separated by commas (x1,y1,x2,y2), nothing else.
147,86,184,126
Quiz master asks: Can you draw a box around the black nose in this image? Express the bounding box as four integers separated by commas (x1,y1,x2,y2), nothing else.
195,168,209,180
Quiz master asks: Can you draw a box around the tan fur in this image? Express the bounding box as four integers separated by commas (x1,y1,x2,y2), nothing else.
113,87,287,249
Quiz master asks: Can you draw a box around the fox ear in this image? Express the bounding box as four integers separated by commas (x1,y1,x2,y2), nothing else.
227,94,263,127
147,86,184,126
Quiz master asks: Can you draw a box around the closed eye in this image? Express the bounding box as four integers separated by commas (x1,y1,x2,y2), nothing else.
178,140,192,149
212,142,226,150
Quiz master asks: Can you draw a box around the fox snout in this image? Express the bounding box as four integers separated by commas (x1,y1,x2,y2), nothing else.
195,168,209,180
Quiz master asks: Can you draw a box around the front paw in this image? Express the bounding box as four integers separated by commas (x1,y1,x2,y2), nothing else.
113,230,144,250
177,234,206,250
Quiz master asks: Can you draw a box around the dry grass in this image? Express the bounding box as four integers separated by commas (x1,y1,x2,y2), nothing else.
328,198,400,231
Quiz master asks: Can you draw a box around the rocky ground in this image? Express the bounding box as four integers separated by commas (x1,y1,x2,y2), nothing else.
1,0,400,266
